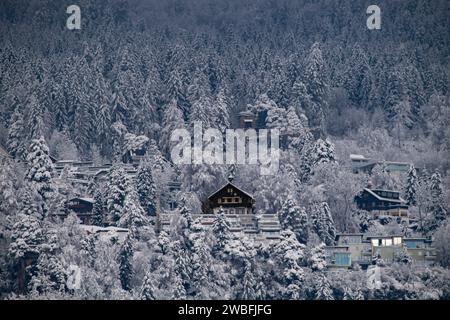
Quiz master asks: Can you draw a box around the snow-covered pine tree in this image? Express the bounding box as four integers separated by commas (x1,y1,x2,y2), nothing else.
308,243,327,272
312,138,336,166
160,99,185,157
278,196,309,244
25,94,45,140
8,212,44,292
302,42,328,134
28,228,66,295
299,138,335,182
171,240,191,295
240,260,257,300
105,165,129,225
314,274,334,300
18,184,44,220
213,87,231,132
118,184,149,232
7,107,26,159
25,136,55,204
189,219,210,297
272,230,306,299
405,165,418,206
0,160,18,215
140,270,157,300
211,207,234,257
311,202,336,246
425,171,447,233
136,159,157,217
171,273,187,299
91,189,105,226
118,232,134,291
178,193,193,240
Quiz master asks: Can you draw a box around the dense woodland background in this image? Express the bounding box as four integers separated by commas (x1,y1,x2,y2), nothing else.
0,0,449,300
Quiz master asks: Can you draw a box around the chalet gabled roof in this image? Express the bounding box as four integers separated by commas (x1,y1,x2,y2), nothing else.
208,181,254,200
69,197,95,204
362,188,406,204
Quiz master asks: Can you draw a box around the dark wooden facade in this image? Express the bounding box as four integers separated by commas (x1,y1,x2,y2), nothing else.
204,182,255,214
355,188,408,217
64,197,95,224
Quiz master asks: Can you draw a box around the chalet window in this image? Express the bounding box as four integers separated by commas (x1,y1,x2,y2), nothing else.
393,237,402,245
218,198,222,204
382,239,392,246
371,239,379,247
227,188,233,193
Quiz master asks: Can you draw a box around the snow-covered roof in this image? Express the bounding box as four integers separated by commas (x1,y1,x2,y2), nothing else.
350,154,367,160
365,235,403,239
363,188,406,204
80,225,129,233
208,181,254,200
76,197,95,203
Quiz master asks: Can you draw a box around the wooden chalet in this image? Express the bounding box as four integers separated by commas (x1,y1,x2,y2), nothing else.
354,188,408,218
204,181,255,215
63,197,95,224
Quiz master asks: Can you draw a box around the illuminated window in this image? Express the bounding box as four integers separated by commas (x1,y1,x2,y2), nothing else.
382,239,392,246
371,239,379,247
393,237,402,245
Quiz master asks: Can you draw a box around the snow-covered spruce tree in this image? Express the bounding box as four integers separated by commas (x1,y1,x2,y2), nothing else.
0,160,18,215
425,171,447,233
311,202,336,246
25,94,45,140
17,184,44,220
118,184,150,233
314,273,334,300
136,158,157,217
278,196,309,245
312,138,336,166
140,270,157,300
188,219,210,297
105,165,129,225
301,42,328,134
28,228,66,296
91,189,105,227
7,107,26,159
299,138,335,182
171,273,187,299
434,222,450,268
171,240,191,296
213,87,231,132
405,165,418,206
272,230,306,299
211,207,234,257
240,260,257,300
118,232,134,291
177,193,194,241
308,243,327,272
25,136,55,204
160,99,185,157
8,212,44,292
